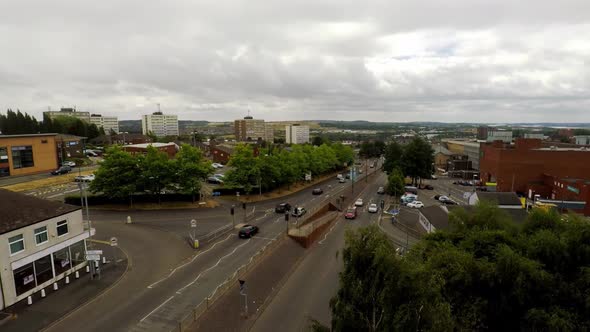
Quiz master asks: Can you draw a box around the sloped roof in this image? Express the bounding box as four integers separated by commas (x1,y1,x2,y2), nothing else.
0,189,80,234
420,205,449,230
433,144,452,156
476,192,522,206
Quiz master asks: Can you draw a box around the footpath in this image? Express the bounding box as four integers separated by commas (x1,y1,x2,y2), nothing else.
0,243,127,332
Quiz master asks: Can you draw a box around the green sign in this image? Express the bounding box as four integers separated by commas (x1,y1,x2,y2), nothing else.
567,185,580,194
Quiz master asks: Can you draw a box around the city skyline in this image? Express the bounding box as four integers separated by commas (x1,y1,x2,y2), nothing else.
1,0,589,122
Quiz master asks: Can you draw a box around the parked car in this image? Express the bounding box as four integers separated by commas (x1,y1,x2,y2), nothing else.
377,187,385,194
404,186,419,195
407,201,424,208
423,184,434,190
345,207,357,219
62,161,76,167
355,198,364,207
51,166,71,175
238,225,259,238
75,174,95,182
212,163,224,169
339,178,346,183
431,174,437,180
275,203,292,213
292,207,307,217
312,188,323,195
337,174,344,180
368,203,378,213
213,174,225,179
345,173,351,179
207,176,223,184
434,194,442,200
401,195,417,205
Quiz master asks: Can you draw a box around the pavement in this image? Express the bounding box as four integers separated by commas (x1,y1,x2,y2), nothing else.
0,243,127,332
0,165,98,187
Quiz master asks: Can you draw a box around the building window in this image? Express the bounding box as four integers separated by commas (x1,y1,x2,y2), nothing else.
34,226,48,245
11,146,34,169
9,234,25,255
57,220,68,236
70,240,86,265
41,139,48,144
53,246,71,276
13,263,35,296
34,255,53,285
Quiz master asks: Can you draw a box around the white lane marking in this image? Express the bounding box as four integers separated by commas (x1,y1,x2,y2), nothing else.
274,217,282,223
175,238,252,294
46,188,80,198
147,233,233,289
140,296,175,322
319,219,340,245
250,236,275,241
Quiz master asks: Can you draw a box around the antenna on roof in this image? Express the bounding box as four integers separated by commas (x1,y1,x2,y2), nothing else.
157,103,161,112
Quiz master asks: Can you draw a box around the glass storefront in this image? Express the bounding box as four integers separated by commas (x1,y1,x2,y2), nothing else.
53,247,71,276
13,263,35,296
70,241,86,266
34,255,54,285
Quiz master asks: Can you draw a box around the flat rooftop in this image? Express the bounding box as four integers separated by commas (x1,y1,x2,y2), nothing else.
0,133,58,138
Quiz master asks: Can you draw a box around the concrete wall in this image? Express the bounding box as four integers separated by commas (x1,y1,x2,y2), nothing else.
0,135,59,177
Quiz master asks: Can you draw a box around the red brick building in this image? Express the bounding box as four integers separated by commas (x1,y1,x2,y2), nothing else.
123,142,178,158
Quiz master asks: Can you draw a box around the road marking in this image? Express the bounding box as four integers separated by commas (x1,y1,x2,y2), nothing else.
175,239,252,294
46,188,80,198
251,236,275,241
147,233,233,289
139,296,175,322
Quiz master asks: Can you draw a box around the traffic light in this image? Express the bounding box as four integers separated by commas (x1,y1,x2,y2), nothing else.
242,202,246,210
380,200,385,209
238,279,245,291
231,207,235,215
285,213,289,221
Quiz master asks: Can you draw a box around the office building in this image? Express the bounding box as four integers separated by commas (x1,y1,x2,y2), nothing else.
89,114,119,134
43,108,91,123
234,116,273,142
443,139,481,170
0,134,59,177
285,124,310,144
0,189,92,309
142,112,179,137
487,131,513,143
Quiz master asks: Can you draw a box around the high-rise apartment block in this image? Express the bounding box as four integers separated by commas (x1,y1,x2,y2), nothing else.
44,108,90,123
285,124,310,144
234,115,274,142
142,112,179,137
89,114,119,134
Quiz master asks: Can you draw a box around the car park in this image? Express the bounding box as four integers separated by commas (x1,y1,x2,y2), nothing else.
354,198,364,207
368,203,378,213
275,203,292,213
345,207,357,219
377,187,385,194
238,225,259,238
312,188,323,195
407,201,424,208
292,207,307,217
51,166,71,175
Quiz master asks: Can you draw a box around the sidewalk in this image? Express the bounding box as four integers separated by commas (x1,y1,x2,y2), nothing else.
0,166,98,188
190,238,306,332
0,244,127,332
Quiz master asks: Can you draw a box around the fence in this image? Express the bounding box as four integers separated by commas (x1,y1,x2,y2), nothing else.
172,233,287,332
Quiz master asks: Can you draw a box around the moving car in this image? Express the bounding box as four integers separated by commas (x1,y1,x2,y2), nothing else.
207,176,223,184
275,203,292,213
354,198,364,207
292,207,307,217
62,161,76,167
377,187,385,194
345,207,357,219
407,201,424,208
438,195,450,202
368,203,378,213
51,166,71,175
238,225,259,238
312,188,323,195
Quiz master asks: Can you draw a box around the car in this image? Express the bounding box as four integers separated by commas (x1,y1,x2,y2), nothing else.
407,201,424,208
438,195,450,202
212,163,224,169
368,203,378,213
238,225,259,238
75,174,95,182
370,164,374,168
344,207,357,219
354,198,364,207
431,174,437,180
312,188,323,195
292,207,307,217
377,187,385,194
62,161,76,167
358,169,363,174
207,176,223,184
51,166,71,175
434,194,442,200
442,199,458,205
401,195,417,205
213,174,225,179
337,174,344,180
345,173,351,179
339,178,346,183
423,184,434,190
275,203,292,213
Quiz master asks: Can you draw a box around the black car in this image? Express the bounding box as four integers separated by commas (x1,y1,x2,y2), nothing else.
423,184,434,190
51,166,71,175
345,173,350,179
275,203,292,213
434,194,442,200
312,188,323,195
238,225,259,238
440,198,458,205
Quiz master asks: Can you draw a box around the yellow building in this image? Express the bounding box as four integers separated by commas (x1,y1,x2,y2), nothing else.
0,134,59,177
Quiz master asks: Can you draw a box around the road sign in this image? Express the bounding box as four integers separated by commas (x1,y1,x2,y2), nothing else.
87,250,103,255
190,219,197,228
110,237,118,247
86,254,100,261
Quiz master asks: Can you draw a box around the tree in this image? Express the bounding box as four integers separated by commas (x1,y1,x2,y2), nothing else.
137,146,175,203
401,137,434,185
386,168,405,197
90,146,140,205
174,144,213,202
383,141,403,174
359,140,385,158
225,144,259,195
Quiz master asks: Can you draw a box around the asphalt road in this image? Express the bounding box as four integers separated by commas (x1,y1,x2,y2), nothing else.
44,161,381,332
251,170,388,332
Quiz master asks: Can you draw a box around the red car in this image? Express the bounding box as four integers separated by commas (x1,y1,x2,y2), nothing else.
345,207,357,219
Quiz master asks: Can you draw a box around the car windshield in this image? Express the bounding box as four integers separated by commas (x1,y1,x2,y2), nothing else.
347,209,355,213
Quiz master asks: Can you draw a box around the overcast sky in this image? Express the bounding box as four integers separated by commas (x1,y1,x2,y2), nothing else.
1,1,589,122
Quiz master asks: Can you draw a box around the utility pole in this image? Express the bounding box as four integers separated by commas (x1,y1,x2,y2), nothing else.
231,205,236,228
239,279,248,316
365,159,368,183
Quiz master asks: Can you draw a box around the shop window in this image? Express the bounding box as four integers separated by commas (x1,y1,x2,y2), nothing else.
9,234,25,255
57,220,68,236
34,255,53,285
70,241,86,266
11,146,34,169
13,263,35,295
53,246,71,276
34,226,48,245
0,147,8,162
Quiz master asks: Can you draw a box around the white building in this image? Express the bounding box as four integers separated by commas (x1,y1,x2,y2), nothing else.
0,189,92,309
44,108,90,123
575,136,590,145
142,112,179,137
285,124,310,144
486,131,513,143
89,114,119,134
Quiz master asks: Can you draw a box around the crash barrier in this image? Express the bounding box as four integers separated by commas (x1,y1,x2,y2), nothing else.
289,211,339,248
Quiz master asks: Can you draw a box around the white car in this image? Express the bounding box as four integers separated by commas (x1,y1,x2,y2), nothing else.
368,203,378,213
407,201,424,208
62,161,76,167
75,174,95,182
354,198,364,207
438,195,450,202
212,163,224,169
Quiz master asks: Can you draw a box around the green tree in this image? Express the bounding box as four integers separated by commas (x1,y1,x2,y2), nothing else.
383,141,403,174
401,137,434,185
386,168,405,197
174,144,213,202
90,146,140,205
225,144,259,195
137,146,175,203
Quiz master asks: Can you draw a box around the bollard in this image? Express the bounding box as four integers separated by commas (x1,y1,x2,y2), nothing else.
95,261,99,268
41,289,46,298
27,296,33,305
75,271,80,279
102,256,106,264
65,276,70,284
53,282,58,291
86,265,90,273
127,216,132,224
